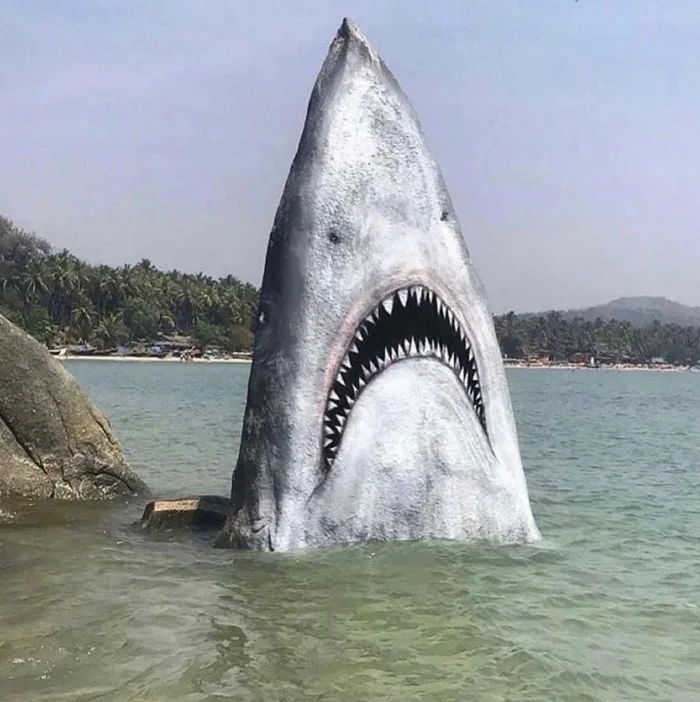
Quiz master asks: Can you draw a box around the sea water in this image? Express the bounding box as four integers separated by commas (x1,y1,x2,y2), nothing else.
0,362,698,701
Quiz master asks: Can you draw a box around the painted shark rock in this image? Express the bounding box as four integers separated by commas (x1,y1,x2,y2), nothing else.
216,18,540,551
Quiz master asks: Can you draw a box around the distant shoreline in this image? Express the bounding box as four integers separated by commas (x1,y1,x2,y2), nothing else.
503,362,696,373
55,355,697,372
58,354,252,364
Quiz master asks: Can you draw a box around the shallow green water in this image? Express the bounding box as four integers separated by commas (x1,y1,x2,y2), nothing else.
1,363,699,701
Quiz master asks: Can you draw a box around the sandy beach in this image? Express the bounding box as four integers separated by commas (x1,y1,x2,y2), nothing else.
54,355,697,372
504,362,696,372
57,354,252,364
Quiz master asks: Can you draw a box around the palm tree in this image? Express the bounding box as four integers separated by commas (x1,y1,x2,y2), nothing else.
94,313,127,348
20,258,49,305
175,281,201,328
70,302,94,343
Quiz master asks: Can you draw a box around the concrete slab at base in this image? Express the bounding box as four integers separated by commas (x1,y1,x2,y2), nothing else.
140,495,230,532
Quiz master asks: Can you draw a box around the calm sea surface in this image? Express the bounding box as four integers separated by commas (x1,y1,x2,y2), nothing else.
1,362,699,701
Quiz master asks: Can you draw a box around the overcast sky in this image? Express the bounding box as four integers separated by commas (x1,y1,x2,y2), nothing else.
2,1,699,313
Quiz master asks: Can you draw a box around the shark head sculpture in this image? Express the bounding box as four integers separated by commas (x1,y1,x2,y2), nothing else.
216,18,540,551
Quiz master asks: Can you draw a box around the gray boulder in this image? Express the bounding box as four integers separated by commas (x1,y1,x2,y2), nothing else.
0,313,148,499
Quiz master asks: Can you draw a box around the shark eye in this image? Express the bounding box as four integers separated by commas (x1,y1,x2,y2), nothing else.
440,210,449,222
328,230,341,244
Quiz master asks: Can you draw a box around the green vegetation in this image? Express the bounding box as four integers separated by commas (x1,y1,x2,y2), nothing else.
494,311,700,366
3,214,700,364
0,215,257,350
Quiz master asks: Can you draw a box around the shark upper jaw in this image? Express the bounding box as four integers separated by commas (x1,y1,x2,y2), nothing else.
321,275,490,473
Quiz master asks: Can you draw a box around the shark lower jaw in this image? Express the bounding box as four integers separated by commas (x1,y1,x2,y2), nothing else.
322,283,487,471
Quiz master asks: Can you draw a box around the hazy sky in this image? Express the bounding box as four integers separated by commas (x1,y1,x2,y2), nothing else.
2,1,699,313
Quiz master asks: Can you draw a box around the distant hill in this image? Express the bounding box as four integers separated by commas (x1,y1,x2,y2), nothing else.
552,297,700,327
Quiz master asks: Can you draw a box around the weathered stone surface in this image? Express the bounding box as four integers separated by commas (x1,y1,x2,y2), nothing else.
140,496,230,532
0,313,148,499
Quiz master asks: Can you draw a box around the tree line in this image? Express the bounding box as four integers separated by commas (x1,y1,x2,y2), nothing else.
2,214,700,363
0,215,258,351
494,311,700,366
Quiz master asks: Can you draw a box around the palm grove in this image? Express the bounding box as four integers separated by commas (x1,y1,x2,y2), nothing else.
2,215,700,364
494,312,700,366
1,216,258,351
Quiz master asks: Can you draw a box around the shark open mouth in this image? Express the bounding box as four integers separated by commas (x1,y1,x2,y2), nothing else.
322,284,487,470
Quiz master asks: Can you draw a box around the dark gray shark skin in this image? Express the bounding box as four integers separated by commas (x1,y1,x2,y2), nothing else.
216,18,540,551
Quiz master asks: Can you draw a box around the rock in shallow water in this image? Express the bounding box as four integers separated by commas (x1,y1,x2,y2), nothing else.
0,313,148,500
140,496,230,532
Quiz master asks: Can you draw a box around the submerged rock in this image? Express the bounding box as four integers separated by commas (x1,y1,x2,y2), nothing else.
0,313,148,499
140,496,230,532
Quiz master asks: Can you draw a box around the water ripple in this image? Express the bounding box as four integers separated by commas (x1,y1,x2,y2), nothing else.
1,364,699,700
